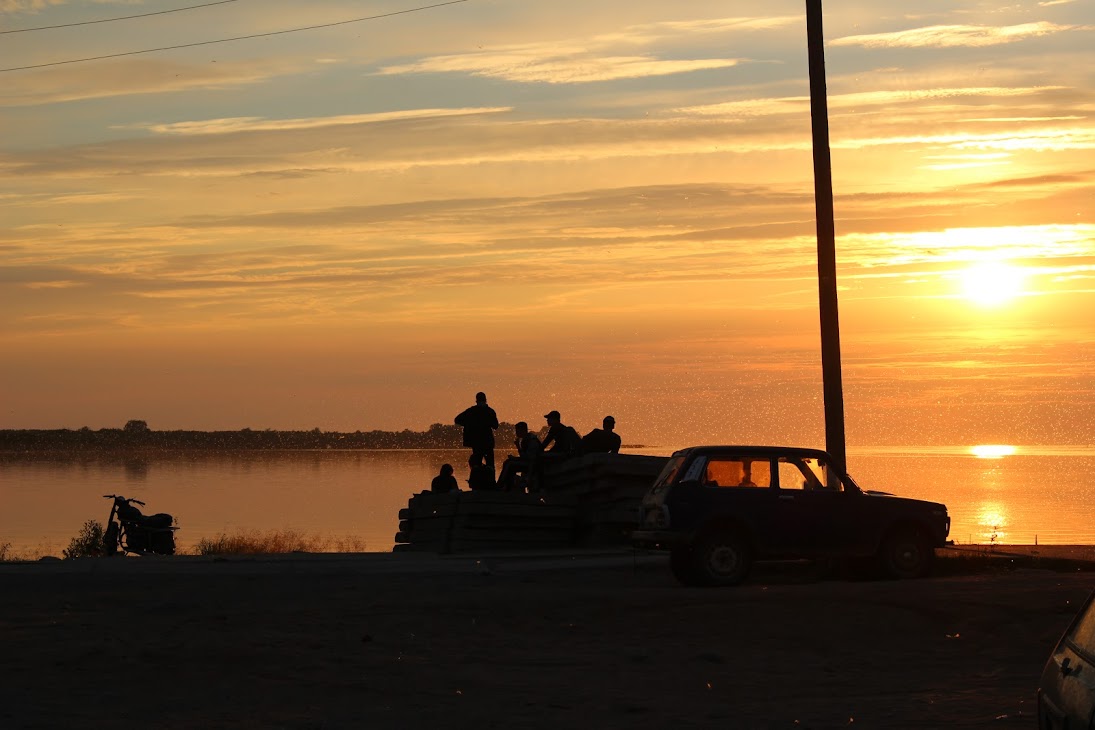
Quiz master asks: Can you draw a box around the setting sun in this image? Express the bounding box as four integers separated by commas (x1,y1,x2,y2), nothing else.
961,262,1026,307
970,444,1018,459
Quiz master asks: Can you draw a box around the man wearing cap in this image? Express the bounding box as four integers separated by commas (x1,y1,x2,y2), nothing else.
454,391,499,472
496,421,543,492
541,410,581,455
581,416,622,454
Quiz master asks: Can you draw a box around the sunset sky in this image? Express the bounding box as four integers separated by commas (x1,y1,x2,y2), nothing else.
1,0,1093,449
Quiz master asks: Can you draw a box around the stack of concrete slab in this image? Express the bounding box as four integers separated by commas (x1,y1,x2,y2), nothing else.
542,453,669,546
393,490,577,553
393,453,669,553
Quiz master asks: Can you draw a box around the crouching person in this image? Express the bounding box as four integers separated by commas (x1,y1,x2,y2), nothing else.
431,464,459,494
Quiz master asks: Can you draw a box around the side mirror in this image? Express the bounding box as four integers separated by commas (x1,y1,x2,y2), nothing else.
840,479,862,495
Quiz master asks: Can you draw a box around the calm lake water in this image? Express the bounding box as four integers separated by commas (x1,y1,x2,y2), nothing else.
2,446,1093,556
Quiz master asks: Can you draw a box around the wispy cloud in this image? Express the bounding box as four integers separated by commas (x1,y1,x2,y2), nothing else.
4,86,1092,191
964,116,1085,123
0,57,288,107
127,107,512,136
0,0,64,14
837,224,1095,269
0,113,814,181
644,16,798,34
677,86,1063,118
372,14,795,84
838,127,1095,153
833,22,1071,49
378,47,740,84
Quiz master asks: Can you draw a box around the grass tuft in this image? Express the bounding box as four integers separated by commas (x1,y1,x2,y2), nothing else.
193,529,366,556
0,542,52,562
935,548,1095,576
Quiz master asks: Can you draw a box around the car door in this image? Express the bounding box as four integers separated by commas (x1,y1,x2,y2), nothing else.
1039,588,1095,729
772,458,864,556
689,454,780,553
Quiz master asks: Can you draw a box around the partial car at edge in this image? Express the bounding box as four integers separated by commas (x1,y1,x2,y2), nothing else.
1038,586,1095,729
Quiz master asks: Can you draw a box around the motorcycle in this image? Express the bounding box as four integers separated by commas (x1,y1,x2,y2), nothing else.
102,494,178,556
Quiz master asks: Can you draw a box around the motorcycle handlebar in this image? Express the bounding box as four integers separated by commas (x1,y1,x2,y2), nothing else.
102,494,146,506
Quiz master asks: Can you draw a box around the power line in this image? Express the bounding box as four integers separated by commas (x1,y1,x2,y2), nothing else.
0,0,468,73
0,0,241,35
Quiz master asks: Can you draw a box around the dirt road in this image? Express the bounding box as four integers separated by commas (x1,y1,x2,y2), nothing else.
1,554,1090,729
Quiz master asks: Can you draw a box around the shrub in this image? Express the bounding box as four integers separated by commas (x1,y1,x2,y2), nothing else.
63,520,106,559
0,541,11,562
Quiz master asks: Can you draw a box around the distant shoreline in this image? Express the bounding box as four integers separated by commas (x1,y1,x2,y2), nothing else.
2,428,1091,456
0,426,646,452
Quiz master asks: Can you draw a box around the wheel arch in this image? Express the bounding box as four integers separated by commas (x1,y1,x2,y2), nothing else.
877,519,938,579
694,516,756,551
875,518,936,551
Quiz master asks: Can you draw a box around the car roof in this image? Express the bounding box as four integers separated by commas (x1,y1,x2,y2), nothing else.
670,445,833,461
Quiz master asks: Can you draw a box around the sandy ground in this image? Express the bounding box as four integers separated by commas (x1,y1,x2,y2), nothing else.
1,552,1093,730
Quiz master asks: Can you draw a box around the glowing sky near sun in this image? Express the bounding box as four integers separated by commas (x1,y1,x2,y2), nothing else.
1,0,1093,448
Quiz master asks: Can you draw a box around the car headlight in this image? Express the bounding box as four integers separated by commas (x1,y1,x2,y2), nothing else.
641,506,669,528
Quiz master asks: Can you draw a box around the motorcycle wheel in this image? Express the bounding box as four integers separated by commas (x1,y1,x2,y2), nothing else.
103,521,119,556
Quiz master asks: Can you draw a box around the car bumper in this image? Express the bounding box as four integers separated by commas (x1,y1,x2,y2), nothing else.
632,529,689,549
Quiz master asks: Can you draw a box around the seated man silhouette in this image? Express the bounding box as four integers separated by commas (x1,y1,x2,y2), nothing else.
737,461,757,487
431,463,459,494
497,421,543,492
541,410,581,457
581,416,622,454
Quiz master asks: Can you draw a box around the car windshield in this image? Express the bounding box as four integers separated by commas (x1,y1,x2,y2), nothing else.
1066,592,1095,660
652,455,686,490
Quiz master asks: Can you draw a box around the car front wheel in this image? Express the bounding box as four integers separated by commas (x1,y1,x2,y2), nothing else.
694,532,752,587
880,528,934,579
670,546,703,586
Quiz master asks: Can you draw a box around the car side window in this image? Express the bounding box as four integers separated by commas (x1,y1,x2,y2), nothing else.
703,458,770,488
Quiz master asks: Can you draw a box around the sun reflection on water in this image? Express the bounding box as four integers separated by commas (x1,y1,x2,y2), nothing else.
977,503,1010,544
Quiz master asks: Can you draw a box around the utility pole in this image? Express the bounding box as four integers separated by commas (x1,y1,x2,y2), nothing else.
805,0,847,474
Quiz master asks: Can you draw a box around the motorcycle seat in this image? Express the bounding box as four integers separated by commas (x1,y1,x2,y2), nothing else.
122,512,175,530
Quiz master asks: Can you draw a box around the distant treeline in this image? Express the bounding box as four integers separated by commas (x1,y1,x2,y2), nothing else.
0,421,522,452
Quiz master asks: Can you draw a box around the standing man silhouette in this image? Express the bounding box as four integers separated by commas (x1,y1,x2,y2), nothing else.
454,391,499,473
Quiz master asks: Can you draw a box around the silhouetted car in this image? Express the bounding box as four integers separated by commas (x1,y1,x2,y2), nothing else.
1038,587,1095,729
632,445,950,586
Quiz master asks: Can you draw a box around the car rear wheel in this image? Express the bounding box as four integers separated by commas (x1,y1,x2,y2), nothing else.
880,528,934,579
694,532,752,587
